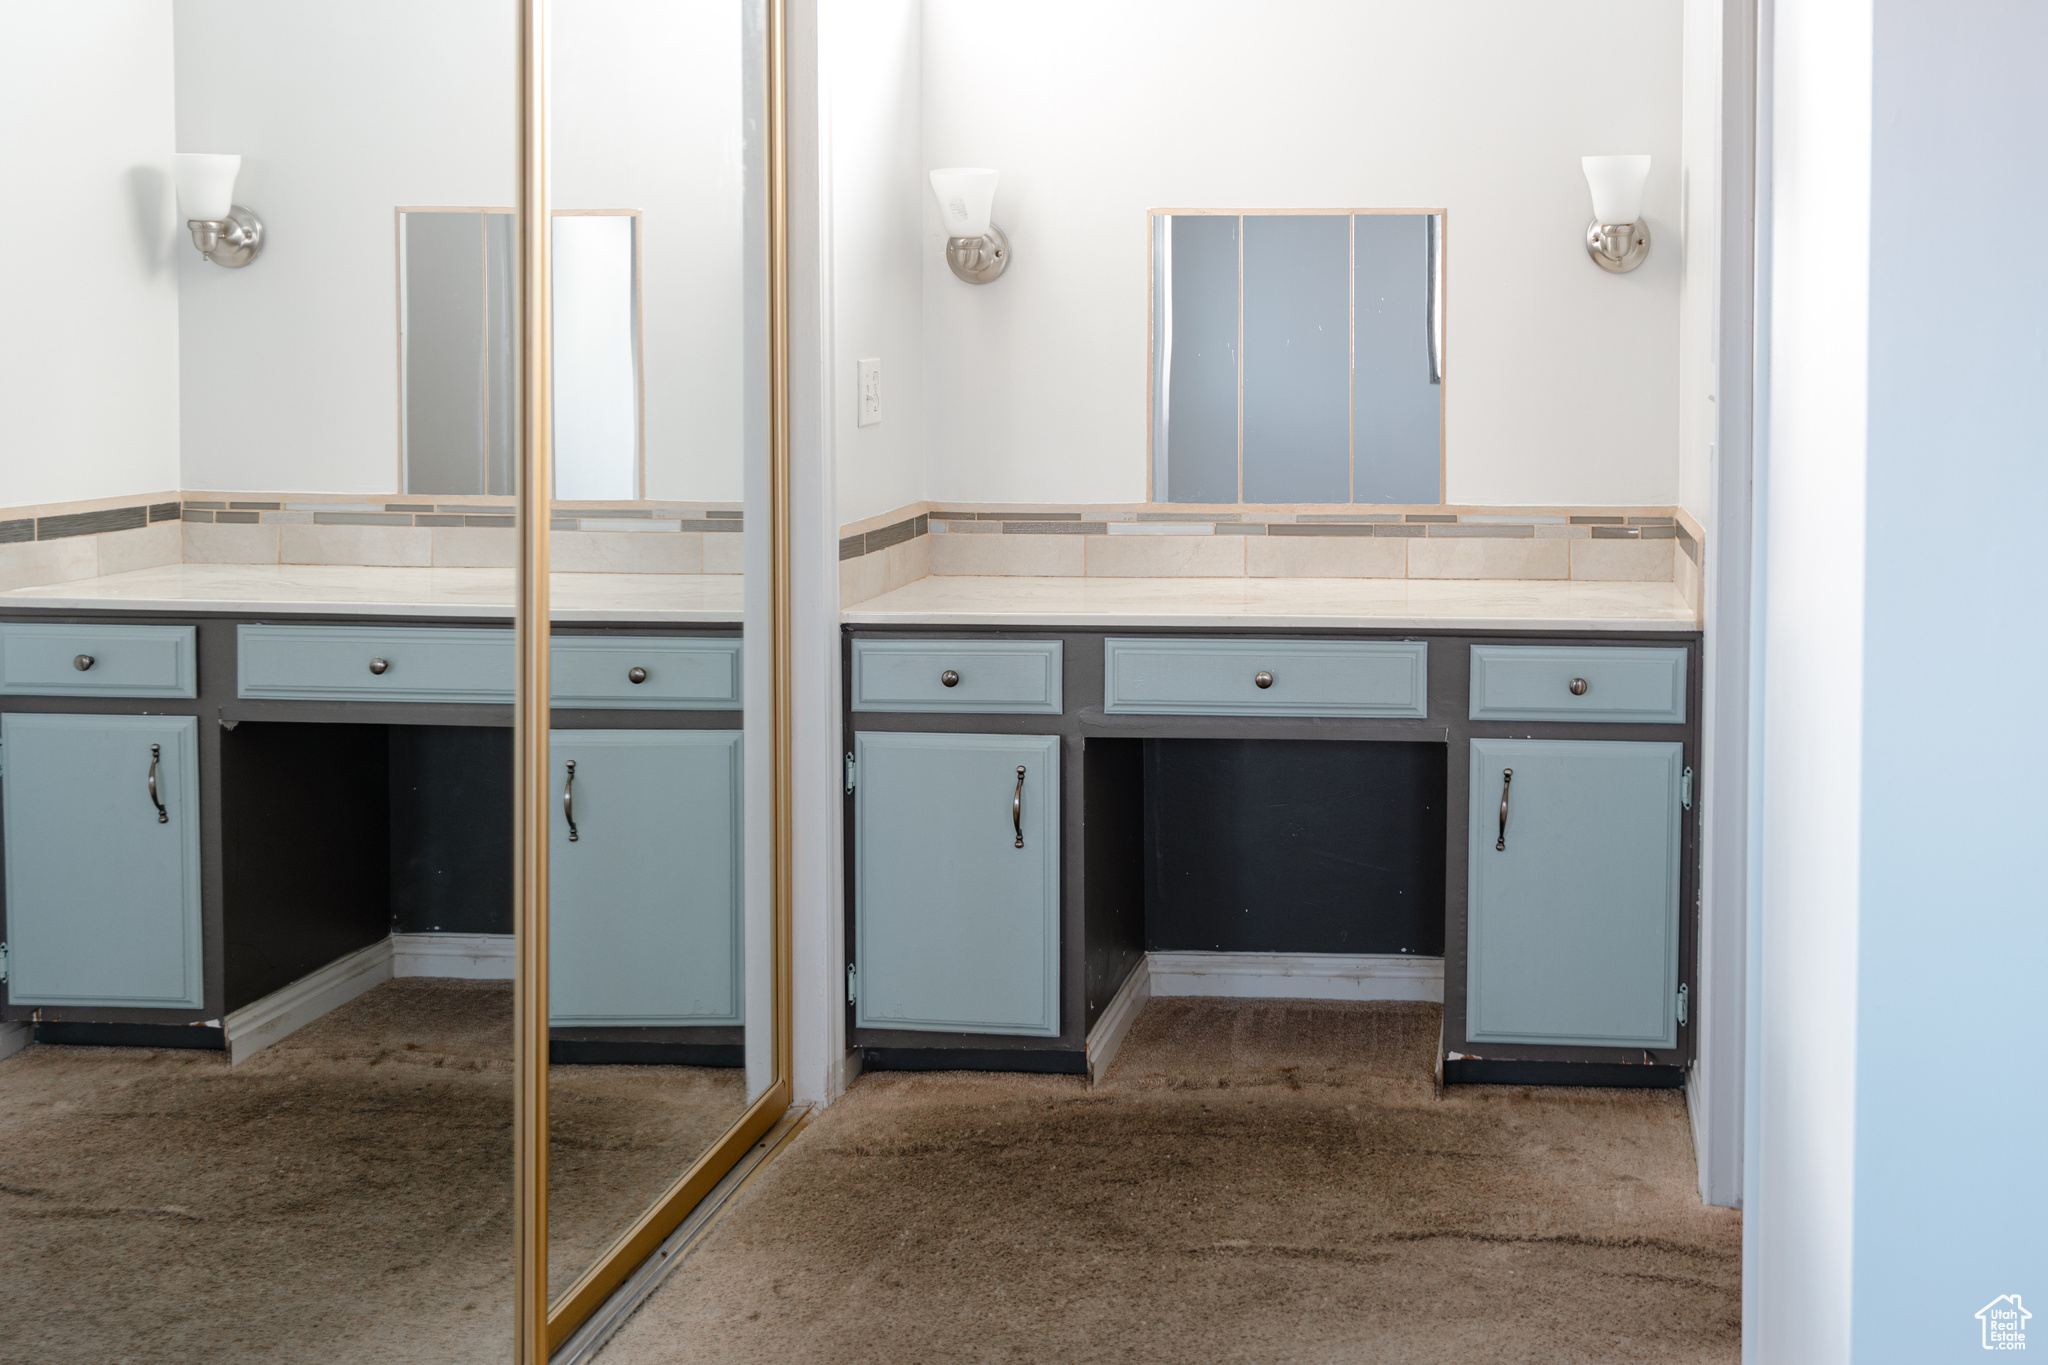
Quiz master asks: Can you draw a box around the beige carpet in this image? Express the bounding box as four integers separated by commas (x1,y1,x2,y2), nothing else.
0,978,746,1365
599,998,1741,1364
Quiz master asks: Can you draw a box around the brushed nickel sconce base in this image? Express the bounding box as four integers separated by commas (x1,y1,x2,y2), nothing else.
945,222,1010,283
1585,218,1650,273
187,206,265,268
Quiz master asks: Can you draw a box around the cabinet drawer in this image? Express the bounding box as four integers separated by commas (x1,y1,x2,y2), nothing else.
1102,638,1427,718
0,623,197,698
852,639,1063,715
239,624,513,703
1469,645,1687,724
552,636,741,710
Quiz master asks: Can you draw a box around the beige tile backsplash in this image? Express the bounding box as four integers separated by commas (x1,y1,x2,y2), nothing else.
0,491,1701,628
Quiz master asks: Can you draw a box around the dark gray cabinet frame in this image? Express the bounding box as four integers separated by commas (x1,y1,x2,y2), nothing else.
0,609,741,1027
843,624,1703,1072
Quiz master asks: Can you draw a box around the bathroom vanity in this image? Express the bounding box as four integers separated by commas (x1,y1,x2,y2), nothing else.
841,576,1700,1085
0,567,745,1062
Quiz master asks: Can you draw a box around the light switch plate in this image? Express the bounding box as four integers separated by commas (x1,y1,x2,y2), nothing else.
857,357,882,427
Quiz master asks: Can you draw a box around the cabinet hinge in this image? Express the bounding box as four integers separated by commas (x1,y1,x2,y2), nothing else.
1680,766,1694,811
0,942,9,984
846,964,859,1004
844,752,857,795
1676,983,1689,1027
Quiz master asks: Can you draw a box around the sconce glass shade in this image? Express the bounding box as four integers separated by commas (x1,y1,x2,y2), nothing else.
929,167,998,239
174,153,241,221
1581,155,1651,225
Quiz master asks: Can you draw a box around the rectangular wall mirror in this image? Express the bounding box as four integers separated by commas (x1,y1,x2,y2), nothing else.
1151,210,1445,505
400,207,647,500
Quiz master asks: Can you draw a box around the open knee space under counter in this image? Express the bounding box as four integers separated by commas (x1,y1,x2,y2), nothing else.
841,621,1699,1086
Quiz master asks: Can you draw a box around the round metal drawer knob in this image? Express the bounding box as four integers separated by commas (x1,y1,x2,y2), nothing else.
73,654,95,672
368,658,390,675
1254,671,1275,689
1568,677,1589,695
627,666,648,684
940,669,960,688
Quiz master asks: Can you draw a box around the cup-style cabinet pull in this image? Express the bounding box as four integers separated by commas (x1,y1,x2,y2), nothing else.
1495,767,1514,851
147,743,168,824
1568,677,1589,695
1254,671,1275,689
1012,765,1026,848
940,669,960,688
563,759,579,842
627,666,648,684
368,657,390,675
73,653,95,672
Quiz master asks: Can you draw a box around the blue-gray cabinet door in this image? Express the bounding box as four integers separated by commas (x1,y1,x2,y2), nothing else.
1467,738,1682,1048
548,730,742,1027
854,731,1061,1037
1,713,204,1009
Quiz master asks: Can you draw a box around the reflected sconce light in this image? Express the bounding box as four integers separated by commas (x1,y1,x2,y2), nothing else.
1582,155,1651,273
175,153,264,268
929,167,1008,284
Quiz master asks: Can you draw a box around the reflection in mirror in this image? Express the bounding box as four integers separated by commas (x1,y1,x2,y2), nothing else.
552,211,642,500
544,0,765,1311
2,3,528,1361
400,208,517,496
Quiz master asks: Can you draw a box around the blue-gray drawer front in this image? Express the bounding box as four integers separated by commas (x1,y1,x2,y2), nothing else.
240,625,515,703
852,639,1063,715
240,626,745,708
552,637,741,710
1468,646,1688,724
0,623,197,698
1102,638,1428,718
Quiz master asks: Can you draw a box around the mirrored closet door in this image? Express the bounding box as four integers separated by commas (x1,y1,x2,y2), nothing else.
524,0,787,1353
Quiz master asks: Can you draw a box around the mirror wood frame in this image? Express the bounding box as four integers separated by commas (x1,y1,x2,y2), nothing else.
513,0,793,1357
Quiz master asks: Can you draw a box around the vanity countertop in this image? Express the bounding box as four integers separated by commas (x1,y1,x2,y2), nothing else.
843,575,1698,632
0,563,743,623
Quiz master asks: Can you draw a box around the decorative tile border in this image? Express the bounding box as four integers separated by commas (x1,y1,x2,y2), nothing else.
0,499,181,543
839,512,929,561
176,497,744,535
0,492,747,594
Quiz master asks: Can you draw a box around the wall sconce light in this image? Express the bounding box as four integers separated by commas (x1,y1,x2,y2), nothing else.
175,153,264,268
929,167,1008,284
1582,155,1651,273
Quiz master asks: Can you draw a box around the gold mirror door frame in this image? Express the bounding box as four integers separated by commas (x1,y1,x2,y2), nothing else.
513,0,792,1359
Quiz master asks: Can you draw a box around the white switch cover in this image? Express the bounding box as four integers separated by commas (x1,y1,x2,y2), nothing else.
857,357,882,427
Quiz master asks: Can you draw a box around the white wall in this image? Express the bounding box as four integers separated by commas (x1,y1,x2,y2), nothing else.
1677,0,1722,525
1849,1,2048,1357
917,0,1683,508
173,1,517,494
554,0,746,503
0,3,182,508
825,0,925,524
1751,0,1871,1358
174,0,744,500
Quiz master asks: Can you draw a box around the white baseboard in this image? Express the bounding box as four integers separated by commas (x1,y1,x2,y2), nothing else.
1146,951,1445,1004
1085,958,1153,1084
832,1046,864,1100
392,932,516,980
0,1019,30,1062
223,938,394,1065
219,932,519,1066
